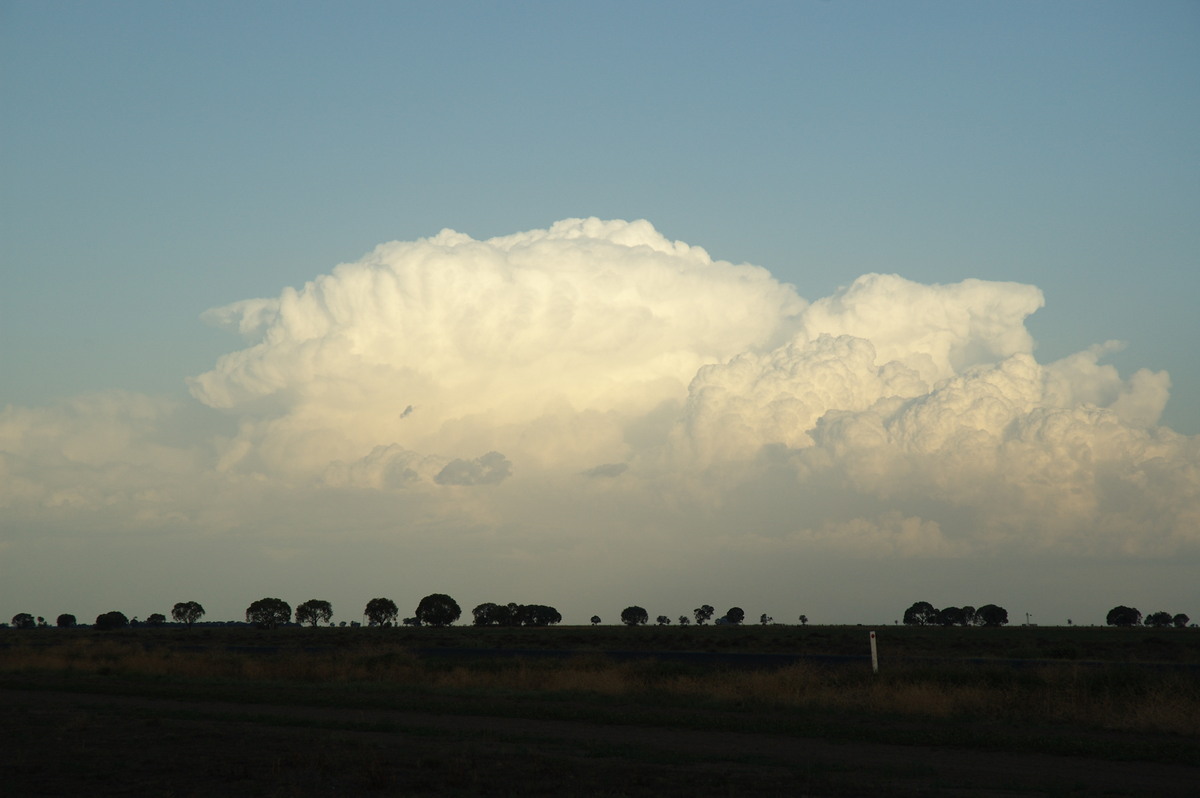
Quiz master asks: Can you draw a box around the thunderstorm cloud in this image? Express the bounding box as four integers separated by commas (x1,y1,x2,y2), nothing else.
2,219,1197,619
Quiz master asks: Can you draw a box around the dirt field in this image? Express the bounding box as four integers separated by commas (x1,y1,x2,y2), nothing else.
5,682,1197,797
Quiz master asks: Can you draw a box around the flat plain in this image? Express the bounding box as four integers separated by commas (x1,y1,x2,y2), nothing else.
3,624,1197,796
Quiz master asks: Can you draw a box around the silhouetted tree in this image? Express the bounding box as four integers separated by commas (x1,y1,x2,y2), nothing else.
976,604,1008,627
903,601,939,626
590,615,601,626
693,605,715,625
1144,611,1174,628
961,606,978,626
171,601,205,628
414,593,461,627
621,606,648,626
472,602,502,626
759,613,773,625
520,605,562,626
402,617,419,626
725,607,745,625
656,615,671,625
146,613,167,627
364,597,399,627
94,611,129,630
1106,606,1142,627
678,615,690,626
296,599,333,627
798,614,808,626
10,613,36,630
1173,613,1190,628
246,598,291,629
938,606,966,626
56,613,76,628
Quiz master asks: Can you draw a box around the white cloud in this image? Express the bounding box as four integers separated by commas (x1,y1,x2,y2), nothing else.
2,219,1197,623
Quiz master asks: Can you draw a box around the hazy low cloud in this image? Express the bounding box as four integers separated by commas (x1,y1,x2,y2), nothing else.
434,452,513,486
2,219,1197,621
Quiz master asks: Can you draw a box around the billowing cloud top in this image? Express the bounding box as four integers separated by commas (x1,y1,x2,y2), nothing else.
3,219,1197,568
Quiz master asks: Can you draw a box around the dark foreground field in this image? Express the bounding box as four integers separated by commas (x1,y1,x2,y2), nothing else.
3,625,1197,796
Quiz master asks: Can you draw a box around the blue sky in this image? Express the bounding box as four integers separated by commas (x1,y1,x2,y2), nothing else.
2,2,1198,625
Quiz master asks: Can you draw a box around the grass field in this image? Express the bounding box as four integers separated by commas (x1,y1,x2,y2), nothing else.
3,624,1197,796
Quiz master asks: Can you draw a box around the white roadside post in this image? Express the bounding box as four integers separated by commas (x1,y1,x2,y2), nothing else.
870,630,879,674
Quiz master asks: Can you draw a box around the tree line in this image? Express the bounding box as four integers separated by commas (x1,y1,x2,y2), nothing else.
5,597,1193,630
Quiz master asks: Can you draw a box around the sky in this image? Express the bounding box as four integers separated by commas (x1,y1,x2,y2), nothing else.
2,2,1198,628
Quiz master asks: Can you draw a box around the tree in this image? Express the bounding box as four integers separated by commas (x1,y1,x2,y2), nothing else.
621,606,648,626
1144,611,1174,628
146,613,167,627
1106,606,1142,627
590,615,601,626
521,604,562,627
1173,613,1190,628
656,615,671,626
678,615,690,626
938,606,966,626
246,598,291,629
759,613,773,625
94,610,129,630
693,605,715,625
171,601,205,628
56,613,76,628
902,601,939,626
798,614,808,626
472,602,501,626
364,597,399,627
725,607,745,625
961,606,978,626
296,599,333,627
976,604,1009,627
10,613,36,630
414,593,461,627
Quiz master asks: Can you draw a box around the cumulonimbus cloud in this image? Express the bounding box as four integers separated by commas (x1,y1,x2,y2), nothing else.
2,219,1197,561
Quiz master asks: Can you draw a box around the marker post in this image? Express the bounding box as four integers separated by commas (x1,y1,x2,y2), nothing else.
869,630,878,674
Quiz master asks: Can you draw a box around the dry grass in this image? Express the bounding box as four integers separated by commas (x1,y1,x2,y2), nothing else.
3,634,1197,736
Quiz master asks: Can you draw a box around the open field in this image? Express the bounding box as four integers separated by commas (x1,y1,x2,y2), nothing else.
2,625,1197,796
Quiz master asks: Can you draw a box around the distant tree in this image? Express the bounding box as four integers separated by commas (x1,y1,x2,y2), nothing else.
296,599,333,627
938,606,966,626
961,606,978,626
171,601,205,628
472,602,501,626
656,615,671,626
364,597,399,627
798,614,808,626
621,606,649,626
678,615,690,626
903,601,939,626
976,604,1009,627
56,613,76,628
37,616,47,627
1106,606,1142,627
759,613,772,625
693,605,715,625
522,605,562,627
414,593,461,627
245,598,291,629
1144,611,1174,628
590,615,601,626
11,613,36,630
402,617,419,626
146,613,167,627
1173,613,1190,628
725,607,745,625
94,610,129,630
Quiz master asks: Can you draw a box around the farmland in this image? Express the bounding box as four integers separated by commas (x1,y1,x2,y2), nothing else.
2,624,1197,796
